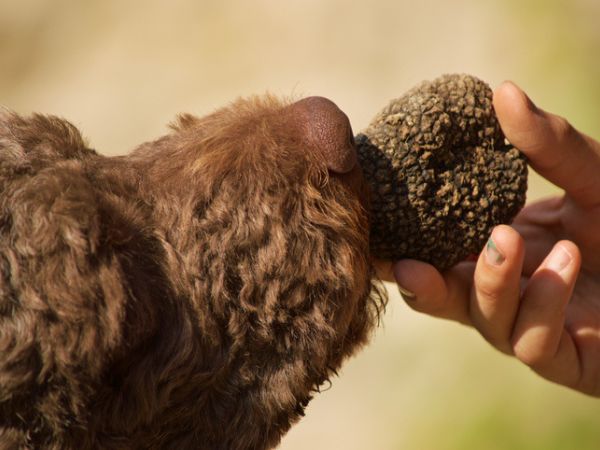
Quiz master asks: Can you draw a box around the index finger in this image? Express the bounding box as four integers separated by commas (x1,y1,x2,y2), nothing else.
493,81,600,207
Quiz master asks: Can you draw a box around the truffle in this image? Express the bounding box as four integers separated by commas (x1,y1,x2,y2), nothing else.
356,74,528,269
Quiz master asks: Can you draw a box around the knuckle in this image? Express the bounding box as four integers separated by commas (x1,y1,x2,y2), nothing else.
475,276,503,304
512,339,553,367
553,115,576,143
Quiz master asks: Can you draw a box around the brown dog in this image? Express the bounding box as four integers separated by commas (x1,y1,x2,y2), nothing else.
0,97,385,449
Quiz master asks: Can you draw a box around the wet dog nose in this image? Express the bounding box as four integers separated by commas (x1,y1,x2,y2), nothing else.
287,96,357,174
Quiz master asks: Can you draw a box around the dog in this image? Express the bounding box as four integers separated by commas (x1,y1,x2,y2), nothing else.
0,96,385,449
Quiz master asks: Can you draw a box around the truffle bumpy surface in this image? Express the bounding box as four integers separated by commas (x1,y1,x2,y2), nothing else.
356,74,528,270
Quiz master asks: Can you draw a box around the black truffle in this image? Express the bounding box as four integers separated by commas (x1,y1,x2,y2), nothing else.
356,74,528,270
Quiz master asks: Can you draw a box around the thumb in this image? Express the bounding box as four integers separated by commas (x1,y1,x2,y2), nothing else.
493,81,600,207
392,259,474,325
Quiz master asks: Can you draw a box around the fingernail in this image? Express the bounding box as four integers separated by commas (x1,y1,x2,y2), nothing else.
397,284,416,301
546,245,572,273
485,237,505,266
393,261,417,300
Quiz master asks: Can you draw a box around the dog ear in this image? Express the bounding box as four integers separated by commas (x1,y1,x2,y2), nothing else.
169,113,199,132
0,106,12,123
285,96,357,174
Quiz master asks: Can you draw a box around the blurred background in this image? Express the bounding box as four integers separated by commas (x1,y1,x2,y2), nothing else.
2,0,600,448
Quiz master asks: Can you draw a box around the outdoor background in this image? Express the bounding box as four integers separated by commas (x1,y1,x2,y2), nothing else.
2,0,600,448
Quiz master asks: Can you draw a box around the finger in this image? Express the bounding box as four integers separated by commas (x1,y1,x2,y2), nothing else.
530,327,582,392
512,196,565,275
393,259,474,325
512,223,557,275
512,196,564,227
470,225,525,354
511,241,581,370
494,81,600,207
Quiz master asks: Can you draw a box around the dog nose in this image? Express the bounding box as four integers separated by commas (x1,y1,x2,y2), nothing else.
287,96,357,174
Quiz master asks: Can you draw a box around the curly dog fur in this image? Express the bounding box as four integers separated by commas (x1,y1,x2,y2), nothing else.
0,97,385,449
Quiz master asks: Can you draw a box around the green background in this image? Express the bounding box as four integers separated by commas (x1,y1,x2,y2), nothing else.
1,0,599,448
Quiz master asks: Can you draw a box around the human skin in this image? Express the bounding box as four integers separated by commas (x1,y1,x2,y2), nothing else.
388,81,600,397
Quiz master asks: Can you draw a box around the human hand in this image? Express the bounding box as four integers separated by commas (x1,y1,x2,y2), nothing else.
391,81,600,397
